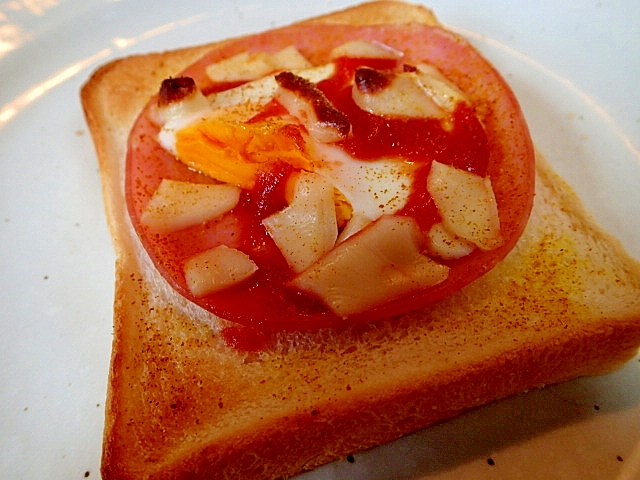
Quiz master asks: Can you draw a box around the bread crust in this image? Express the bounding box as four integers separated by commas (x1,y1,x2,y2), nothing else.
81,2,640,479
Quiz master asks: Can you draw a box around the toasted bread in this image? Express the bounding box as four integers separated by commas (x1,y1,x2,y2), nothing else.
81,1,640,479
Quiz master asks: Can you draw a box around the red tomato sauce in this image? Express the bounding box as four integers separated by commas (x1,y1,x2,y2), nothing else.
125,23,535,340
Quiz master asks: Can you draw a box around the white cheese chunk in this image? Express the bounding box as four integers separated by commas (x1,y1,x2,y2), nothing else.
352,69,443,118
184,245,258,297
290,215,449,317
140,179,241,233
415,63,468,112
313,143,413,225
262,172,338,273
351,65,467,120
426,222,476,260
427,161,503,251
329,40,403,60
205,46,312,84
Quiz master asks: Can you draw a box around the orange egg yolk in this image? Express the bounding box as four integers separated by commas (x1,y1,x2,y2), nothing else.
174,118,313,189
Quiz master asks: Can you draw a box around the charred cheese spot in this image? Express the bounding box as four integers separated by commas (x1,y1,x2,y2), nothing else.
275,71,351,143
354,67,392,94
158,77,197,107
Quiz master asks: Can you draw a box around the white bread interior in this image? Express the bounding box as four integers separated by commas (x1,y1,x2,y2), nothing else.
80,1,640,479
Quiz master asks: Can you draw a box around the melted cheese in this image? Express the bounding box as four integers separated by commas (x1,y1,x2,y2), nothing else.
312,142,414,222
289,215,450,317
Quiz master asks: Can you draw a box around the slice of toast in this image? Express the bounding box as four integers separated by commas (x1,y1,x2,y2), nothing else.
81,1,640,479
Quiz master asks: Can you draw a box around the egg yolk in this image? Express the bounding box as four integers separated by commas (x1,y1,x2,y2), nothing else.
175,118,313,189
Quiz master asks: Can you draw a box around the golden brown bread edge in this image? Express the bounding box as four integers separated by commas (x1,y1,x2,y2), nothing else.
80,1,640,479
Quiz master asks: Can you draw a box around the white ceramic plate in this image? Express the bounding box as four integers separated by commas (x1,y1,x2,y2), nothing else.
1,1,638,479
